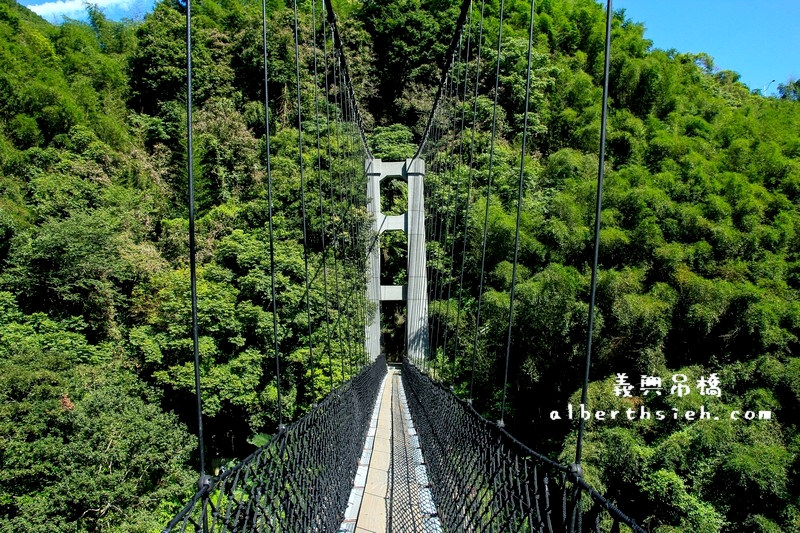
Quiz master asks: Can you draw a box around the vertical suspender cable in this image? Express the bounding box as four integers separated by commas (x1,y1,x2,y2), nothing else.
470,0,505,407
413,0,474,160
500,0,536,424
347,86,368,369
311,0,330,402
434,68,457,372
426,169,438,365
448,6,473,385
323,2,360,382
442,59,466,386
185,0,210,505
435,72,456,378
322,9,336,392
338,50,359,379
431,204,445,377
427,87,453,375
292,0,316,402
464,0,486,401
426,207,436,367
334,52,352,381
185,0,207,494
329,36,348,386
343,66,360,378
321,0,377,372
341,64,355,379
575,0,613,467
323,0,372,158
415,3,475,375
349,71,367,371
262,0,283,429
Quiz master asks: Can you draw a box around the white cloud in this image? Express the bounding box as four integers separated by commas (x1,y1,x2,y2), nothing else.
26,0,137,20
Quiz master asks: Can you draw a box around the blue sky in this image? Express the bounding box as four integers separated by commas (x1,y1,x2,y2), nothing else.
19,0,155,23
615,0,800,96
17,0,800,96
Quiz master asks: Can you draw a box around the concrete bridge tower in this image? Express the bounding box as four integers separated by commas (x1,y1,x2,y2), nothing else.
364,158,428,364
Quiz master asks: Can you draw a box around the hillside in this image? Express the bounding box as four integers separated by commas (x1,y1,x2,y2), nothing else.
1,0,799,530
355,1,800,530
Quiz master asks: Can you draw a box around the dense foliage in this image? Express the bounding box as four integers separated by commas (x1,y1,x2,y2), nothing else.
1,0,368,528
0,0,798,530
379,1,800,531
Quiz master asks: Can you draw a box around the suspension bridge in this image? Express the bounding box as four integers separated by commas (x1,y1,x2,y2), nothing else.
163,0,646,530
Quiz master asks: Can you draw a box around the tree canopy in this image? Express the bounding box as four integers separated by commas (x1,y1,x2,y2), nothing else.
0,0,798,530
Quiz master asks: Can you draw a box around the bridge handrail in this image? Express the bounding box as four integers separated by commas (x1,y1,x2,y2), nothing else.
402,359,645,533
163,355,387,533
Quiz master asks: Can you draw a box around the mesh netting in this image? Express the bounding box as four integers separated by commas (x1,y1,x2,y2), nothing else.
163,356,387,533
402,359,645,533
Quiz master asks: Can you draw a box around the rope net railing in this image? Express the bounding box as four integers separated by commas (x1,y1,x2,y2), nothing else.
402,359,644,533
163,355,386,533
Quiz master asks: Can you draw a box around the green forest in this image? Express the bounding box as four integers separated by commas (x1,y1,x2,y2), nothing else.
1,0,799,530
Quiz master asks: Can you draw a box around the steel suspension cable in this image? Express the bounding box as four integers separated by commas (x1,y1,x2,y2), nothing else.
434,79,453,373
575,0,613,468
334,51,354,380
329,38,349,386
337,45,365,372
433,69,458,331
425,201,437,367
425,100,444,370
336,51,351,380
262,0,283,428
319,2,373,375
321,10,338,392
292,0,317,406
448,20,474,380
345,117,367,370
437,71,460,379
310,0,330,402
465,0,486,400
432,73,457,378
432,164,449,378
413,0,475,160
347,68,365,369
323,0,372,159
441,57,469,386
446,8,474,385
346,93,369,369
338,47,365,375
428,116,442,375
185,0,207,492
469,0,506,409
429,213,443,374
341,64,358,378
499,0,536,424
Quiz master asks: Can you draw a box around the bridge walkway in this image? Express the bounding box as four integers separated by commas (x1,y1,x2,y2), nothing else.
339,365,441,533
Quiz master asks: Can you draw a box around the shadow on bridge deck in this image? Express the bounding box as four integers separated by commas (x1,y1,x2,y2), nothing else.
340,365,441,533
